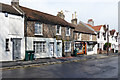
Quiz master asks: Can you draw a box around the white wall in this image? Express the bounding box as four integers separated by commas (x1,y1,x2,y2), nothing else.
87,43,97,55
0,12,25,61
26,37,62,58
97,26,107,50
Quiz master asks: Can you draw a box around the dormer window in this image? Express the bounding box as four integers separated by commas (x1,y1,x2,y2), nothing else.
66,27,70,36
56,25,61,35
34,23,43,35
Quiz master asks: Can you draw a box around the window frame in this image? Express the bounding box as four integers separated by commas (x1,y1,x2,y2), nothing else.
66,27,71,36
34,23,43,35
34,41,46,54
90,34,92,41
77,33,81,40
64,41,71,52
6,39,9,51
56,25,61,35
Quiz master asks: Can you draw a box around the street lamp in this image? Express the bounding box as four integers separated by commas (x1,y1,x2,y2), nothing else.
107,25,109,56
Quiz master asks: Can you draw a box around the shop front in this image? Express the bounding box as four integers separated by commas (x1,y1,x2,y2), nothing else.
74,41,97,55
74,42,87,55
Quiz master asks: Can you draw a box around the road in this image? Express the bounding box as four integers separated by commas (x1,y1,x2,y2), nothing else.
2,56,118,78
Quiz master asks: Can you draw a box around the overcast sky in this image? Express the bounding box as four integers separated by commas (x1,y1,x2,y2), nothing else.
0,0,119,31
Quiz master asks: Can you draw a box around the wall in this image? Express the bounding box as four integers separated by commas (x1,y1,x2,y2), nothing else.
0,12,25,61
97,26,107,50
26,21,74,57
26,37,62,58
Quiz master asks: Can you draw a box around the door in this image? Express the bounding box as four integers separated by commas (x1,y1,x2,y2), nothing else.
57,42,62,57
49,43,54,57
13,38,21,60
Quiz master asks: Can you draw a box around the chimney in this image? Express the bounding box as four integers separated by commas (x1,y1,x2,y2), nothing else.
57,10,65,19
71,12,77,25
11,0,19,6
88,19,94,26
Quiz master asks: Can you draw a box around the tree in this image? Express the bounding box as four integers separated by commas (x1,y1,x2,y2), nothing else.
103,43,111,50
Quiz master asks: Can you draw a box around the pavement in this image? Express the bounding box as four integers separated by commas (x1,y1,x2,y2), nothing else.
0,53,119,70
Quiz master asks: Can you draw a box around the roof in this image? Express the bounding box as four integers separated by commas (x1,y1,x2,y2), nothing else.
73,22,95,34
20,6,74,28
0,3,21,16
87,24,103,32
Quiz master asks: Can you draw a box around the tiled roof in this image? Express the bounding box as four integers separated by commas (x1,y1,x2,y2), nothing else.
73,22,95,34
87,24,103,32
20,6,75,28
0,3,21,15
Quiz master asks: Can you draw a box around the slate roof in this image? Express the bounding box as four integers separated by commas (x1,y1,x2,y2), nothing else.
73,22,96,34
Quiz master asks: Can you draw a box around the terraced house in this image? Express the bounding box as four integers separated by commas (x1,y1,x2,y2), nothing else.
0,2,25,61
71,17,97,55
21,7,75,58
0,0,76,62
0,0,98,62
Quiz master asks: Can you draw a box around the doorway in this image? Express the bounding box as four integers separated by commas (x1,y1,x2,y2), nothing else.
49,43,54,57
13,38,21,60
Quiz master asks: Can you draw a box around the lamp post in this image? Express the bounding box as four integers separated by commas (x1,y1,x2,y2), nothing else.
107,25,109,56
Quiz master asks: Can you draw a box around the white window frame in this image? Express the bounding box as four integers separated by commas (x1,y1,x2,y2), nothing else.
77,33,81,40
66,27,71,36
34,42,46,54
56,25,61,35
34,23,43,35
90,35,92,41
64,41,71,52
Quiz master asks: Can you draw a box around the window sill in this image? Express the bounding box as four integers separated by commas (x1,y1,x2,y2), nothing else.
56,34,61,36
66,35,70,36
34,34,43,37
65,50,71,52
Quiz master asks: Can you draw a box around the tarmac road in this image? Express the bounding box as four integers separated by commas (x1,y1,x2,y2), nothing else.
2,56,118,78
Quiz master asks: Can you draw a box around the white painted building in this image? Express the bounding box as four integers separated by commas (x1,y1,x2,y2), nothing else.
87,19,119,53
109,30,119,53
0,3,25,61
87,19,107,51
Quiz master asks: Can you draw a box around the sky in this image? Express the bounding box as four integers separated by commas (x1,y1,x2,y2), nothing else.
0,0,119,31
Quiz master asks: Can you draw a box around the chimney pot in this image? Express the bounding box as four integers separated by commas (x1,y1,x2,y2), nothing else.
11,0,19,6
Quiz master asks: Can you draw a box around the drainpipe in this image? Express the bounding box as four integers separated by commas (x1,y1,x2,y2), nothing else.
24,15,27,54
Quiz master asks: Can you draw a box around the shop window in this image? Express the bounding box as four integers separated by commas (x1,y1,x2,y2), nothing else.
34,23,43,35
6,39,9,51
34,42,46,54
75,43,83,53
65,41,71,52
56,25,61,35
87,44,94,51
